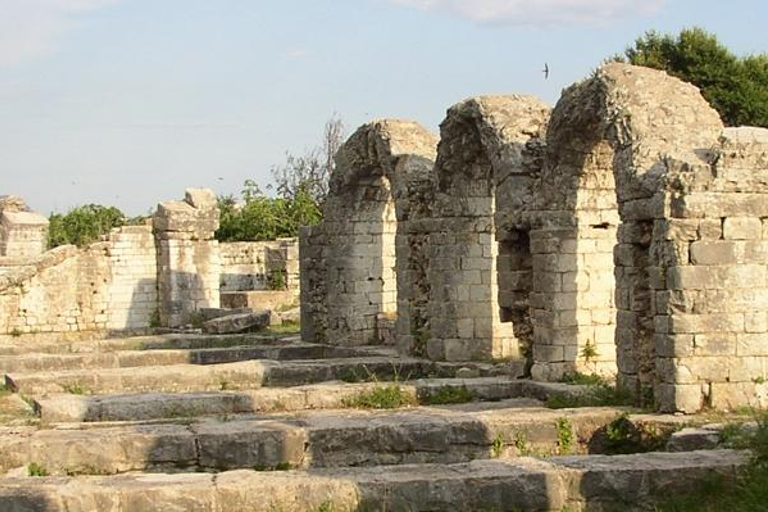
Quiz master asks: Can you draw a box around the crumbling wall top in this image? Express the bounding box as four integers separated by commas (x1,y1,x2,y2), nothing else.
329,120,437,195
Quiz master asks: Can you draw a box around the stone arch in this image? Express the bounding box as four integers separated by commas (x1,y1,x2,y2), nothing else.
300,120,437,346
424,96,550,362
526,63,724,408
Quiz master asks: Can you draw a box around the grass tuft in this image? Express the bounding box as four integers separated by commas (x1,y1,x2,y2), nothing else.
342,385,416,410
655,409,768,511
547,374,633,409
28,462,49,477
420,385,476,405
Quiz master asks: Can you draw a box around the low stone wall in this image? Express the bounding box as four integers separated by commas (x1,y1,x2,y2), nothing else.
0,189,226,336
219,239,299,292
0,225,157,335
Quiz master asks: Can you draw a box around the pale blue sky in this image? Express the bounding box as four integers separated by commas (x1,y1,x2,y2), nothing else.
1,0,766,215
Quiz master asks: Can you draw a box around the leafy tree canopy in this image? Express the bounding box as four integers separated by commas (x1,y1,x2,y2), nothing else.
618,27,768,127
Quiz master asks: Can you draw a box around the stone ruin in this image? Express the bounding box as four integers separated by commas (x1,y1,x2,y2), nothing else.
301,63,768,413
0,189,300,337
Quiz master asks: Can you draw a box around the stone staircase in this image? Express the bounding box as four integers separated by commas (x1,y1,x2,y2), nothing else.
0,332,749,511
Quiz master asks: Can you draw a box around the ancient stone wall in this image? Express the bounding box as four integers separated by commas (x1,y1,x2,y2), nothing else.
0,188,225,335
653,126,768,412
0,225,157,335
219,238,299,292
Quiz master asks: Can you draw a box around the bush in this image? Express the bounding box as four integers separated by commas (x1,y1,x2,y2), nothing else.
215,184,321,242
48,204,127,248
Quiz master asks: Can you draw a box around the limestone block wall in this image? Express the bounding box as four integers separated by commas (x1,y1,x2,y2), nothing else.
0,225,157,335
154,189,221,328
299,225,328,343
219,238,299,292
648,127,768,412
0,188,224,335
105,226,158,330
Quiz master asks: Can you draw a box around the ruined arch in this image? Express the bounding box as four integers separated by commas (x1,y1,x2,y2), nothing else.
526,63,725,409
424,96,551,362
299,121,437,346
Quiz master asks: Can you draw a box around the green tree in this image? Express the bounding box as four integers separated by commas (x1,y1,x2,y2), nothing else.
48,204,126,248
215,181,322,242
619,27,768,127
215,115,343,242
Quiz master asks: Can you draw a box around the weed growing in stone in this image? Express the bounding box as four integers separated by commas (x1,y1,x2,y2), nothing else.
316,502,335,512
580,341,598,363
265,321,301,336
556,418,574,454
0,383,10,397
491,433,505,458
514,430,529,456
62,383,86,395
28,462,49,477
421,385,476,405
547,375,633,409
10,328,22,338
343,385,416,410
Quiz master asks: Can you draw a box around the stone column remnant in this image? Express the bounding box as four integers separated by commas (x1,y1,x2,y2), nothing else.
0,196,49,259
153,188,221,327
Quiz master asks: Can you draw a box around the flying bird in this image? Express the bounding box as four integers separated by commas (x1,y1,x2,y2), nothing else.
543,63,549,80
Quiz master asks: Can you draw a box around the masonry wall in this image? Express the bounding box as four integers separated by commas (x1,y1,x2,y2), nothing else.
0,188,225,336
219,239,299,292
425,96,550,362
650,127,768,412
0,225,158,335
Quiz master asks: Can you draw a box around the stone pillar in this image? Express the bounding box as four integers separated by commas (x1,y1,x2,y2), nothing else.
0,196,49,259
153,189,220,328
299,225,327,343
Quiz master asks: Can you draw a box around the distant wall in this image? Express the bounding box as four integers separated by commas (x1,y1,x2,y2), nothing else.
0,189,224,335
219,238,299,292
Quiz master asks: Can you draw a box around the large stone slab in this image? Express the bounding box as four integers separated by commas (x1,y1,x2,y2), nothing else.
201,310,271,334
0,451,748,511
2,405,645,475
0,344,365,373
5,360,273,395
35,377,533,423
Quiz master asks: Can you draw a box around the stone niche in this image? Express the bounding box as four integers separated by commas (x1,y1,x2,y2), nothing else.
300,63,768,413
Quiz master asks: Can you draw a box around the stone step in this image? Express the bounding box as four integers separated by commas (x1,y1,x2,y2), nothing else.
0,344,372,373
34,377,572,423
0,450,747,511
5,357,513,396
34,377,529,423
0,405,646,475
0,332,306,357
